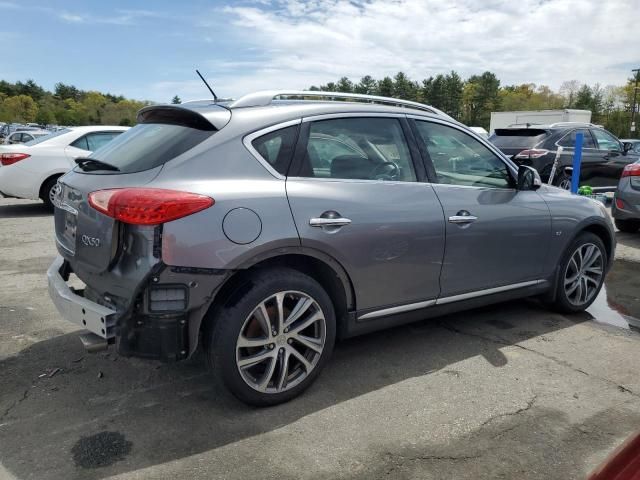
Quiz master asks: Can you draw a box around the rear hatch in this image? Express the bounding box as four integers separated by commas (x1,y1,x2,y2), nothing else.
489,128,550,158
53,104,229,304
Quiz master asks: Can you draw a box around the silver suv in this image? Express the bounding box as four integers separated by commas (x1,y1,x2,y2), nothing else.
48,91,615,405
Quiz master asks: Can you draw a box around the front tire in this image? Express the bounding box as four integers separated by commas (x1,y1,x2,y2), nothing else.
550,232,607,313
615,219,640,233
207,268,336,406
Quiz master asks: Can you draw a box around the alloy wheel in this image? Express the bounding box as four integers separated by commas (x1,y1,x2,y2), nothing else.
235,291,326,394
49,182,60,206
558,178,572,190
563,242,604,306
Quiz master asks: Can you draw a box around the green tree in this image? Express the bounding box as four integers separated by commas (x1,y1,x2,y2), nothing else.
354,75,377,95
463,72,500,128
574,84,593,111
335,77,354,93
444,71,464,119
2,95,38,122
54,82,81,101
171,95,181,104
377,76,394,97
392,72,415,100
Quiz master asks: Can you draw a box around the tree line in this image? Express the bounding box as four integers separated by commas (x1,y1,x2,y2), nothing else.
0,80,149,127
1,72,638,137
309,71,639,137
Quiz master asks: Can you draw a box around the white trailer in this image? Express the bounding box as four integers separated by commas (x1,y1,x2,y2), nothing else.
489,109,591,133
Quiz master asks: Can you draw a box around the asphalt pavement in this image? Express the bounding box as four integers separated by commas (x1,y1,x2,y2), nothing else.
1,197,640,480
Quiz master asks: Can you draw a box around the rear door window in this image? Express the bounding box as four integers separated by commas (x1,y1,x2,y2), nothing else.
558,129,596,148
490,129,549,149
88,123,213,173
297,117,417,182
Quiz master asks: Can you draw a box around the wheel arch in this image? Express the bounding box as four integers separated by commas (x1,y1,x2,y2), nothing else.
38,171,66,200
199,249,356,352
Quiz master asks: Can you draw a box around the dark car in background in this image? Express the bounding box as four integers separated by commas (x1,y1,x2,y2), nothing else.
612,159,640,233
489,123,639,191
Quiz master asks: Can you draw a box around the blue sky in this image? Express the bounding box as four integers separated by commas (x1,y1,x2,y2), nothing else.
1,0,638,103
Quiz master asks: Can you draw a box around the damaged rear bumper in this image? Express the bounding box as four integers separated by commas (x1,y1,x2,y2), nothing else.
47,255,231,362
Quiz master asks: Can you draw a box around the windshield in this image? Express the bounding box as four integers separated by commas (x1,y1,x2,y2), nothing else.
24,128,72,146
87,123,214,174
489,129,549,149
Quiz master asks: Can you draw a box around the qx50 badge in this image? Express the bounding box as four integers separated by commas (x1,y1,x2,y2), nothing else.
81,235,101,247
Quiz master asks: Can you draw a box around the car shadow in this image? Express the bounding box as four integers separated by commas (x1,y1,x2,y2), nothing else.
0,299,593,479
0,200,50,219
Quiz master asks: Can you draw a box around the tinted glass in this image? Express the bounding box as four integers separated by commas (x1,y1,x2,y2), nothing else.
71,136,89,151
592,129,621,151
558,129,595,148
88,123,213,174
300,118,416,182
416,121,512,188
251,125,298,175
85,132,121,151
490,129,549,148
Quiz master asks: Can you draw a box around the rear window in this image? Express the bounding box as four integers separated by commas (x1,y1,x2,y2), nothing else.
88,123,213,174
490,129,549,148
24,128,72,146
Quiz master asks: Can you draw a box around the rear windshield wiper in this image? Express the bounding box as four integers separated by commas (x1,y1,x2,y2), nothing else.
75,157,120,172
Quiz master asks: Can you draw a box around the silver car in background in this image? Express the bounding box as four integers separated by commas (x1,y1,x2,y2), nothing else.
612,155,640,233
48,91,615,405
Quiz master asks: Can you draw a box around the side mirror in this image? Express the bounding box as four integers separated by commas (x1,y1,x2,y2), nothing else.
623,142,633,154
517,165,541,191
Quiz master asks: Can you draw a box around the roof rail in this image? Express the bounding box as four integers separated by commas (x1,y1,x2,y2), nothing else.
548,121,597,128
228,90,453,119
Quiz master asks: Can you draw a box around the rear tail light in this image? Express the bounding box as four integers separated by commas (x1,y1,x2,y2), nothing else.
621,163,640,178
88,188,214,225
0,153,30,166
514,149,549,159
615,198,626,210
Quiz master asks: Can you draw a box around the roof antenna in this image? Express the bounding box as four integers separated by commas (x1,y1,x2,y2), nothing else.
196,69,218,102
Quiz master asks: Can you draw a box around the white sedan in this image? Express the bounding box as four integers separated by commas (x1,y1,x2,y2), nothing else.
0,126,128,209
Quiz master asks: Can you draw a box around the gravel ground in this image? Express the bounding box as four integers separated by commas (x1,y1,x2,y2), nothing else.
1,197,640,480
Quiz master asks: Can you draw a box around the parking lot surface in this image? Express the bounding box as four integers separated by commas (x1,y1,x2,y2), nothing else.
1,197,640,480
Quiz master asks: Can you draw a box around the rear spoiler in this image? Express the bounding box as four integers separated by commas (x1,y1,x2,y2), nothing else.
137,104,231,131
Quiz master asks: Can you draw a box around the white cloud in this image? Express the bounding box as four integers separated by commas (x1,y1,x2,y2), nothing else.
177,0,639,99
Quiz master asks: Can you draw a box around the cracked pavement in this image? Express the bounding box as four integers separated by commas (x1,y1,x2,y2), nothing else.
2,197,640,480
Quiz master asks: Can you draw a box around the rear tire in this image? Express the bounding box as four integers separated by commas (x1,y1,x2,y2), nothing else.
549,232,607,314
207,268,336,406
615,219,640,233
40,176,60,211
555,171,572,190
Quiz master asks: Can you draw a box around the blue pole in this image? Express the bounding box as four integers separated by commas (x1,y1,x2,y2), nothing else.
571,132,583,194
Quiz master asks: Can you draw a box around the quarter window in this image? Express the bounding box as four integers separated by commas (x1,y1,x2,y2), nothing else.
86,132,121,151
592,129,621,151
299,118,416,182
251,125,298,175
558,129,595,148
415,121,513,188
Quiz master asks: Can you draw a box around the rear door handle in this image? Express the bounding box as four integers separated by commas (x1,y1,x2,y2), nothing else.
309,217,352,227
448,210,477,224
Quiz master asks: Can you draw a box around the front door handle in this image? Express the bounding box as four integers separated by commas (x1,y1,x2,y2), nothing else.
309,217,352,227
448,210,477,224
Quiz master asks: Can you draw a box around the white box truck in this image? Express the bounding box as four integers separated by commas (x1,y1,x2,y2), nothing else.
489,109,591,133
